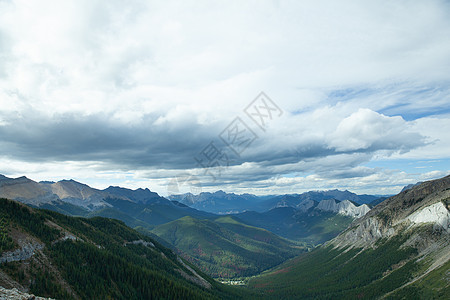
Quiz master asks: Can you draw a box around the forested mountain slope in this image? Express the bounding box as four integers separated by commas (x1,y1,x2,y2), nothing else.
152,215,305,278
0,198,252,299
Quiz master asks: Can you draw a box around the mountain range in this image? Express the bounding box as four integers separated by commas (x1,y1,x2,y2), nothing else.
1,173,449,298
0,174,374,229
169,189,382,214
0,175,214,228
0,174,378,280
0,175,168,209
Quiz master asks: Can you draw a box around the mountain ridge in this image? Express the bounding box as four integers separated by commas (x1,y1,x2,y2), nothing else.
169,188,383,214
151,215,305,278
0,175,170,210
248,174,450,299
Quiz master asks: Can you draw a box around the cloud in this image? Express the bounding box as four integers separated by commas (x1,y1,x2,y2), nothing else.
0,109,223,169
0,0,449,195
328,108,425,152
0,106,426,172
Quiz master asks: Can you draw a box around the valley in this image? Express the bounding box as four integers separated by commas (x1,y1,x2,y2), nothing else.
152,215,305,278
2,1,449,298
1,174,449,299
0,174,374,279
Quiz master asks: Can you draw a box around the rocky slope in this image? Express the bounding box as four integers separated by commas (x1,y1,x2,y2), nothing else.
0,175,168,211
326,175,450,296
315,199,370,218
0,287,54,300
248,174,450,299
331,175,450,249
41,180,111,209
0,176,58,205
276,197,370,218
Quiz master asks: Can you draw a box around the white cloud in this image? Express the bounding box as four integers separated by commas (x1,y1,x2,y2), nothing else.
0,0,449,195
389,114,450,159
329,108,423,152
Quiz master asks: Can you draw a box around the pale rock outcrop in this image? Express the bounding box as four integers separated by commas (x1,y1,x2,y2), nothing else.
330,176,450,250
124,239,155,248
0,286,54,300
408,201,450,232
0,240,44,264
316,199,370,218
331,216,395,249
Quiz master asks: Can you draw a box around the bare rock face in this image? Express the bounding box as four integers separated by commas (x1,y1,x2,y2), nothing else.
408,201,450,232
0,286,54,300
315,199,370,218
0,176,58,205
329,175,450,250
331,215,396,249
48,180,110,209
124,239,155,248
0,176,111,210
0,240,44,264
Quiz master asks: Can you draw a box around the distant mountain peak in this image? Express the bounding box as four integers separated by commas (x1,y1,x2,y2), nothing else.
315,198,370,218
104,185,165,204
39,180,55,184
401,181,423,192
58,179,89,186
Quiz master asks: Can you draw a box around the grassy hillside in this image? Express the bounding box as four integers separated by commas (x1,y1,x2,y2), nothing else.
236,207,353,244
248,234,423,299
0,198,253,299
152,216,305,279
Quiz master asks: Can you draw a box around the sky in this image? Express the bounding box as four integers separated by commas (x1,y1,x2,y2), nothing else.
0,0,449,196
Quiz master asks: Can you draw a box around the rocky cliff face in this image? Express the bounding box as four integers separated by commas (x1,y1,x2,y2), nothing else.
330,175,450,249
408,201,449,232
0,287,54,300
0,239,44,264
41,179,111,209
315,199,370,218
